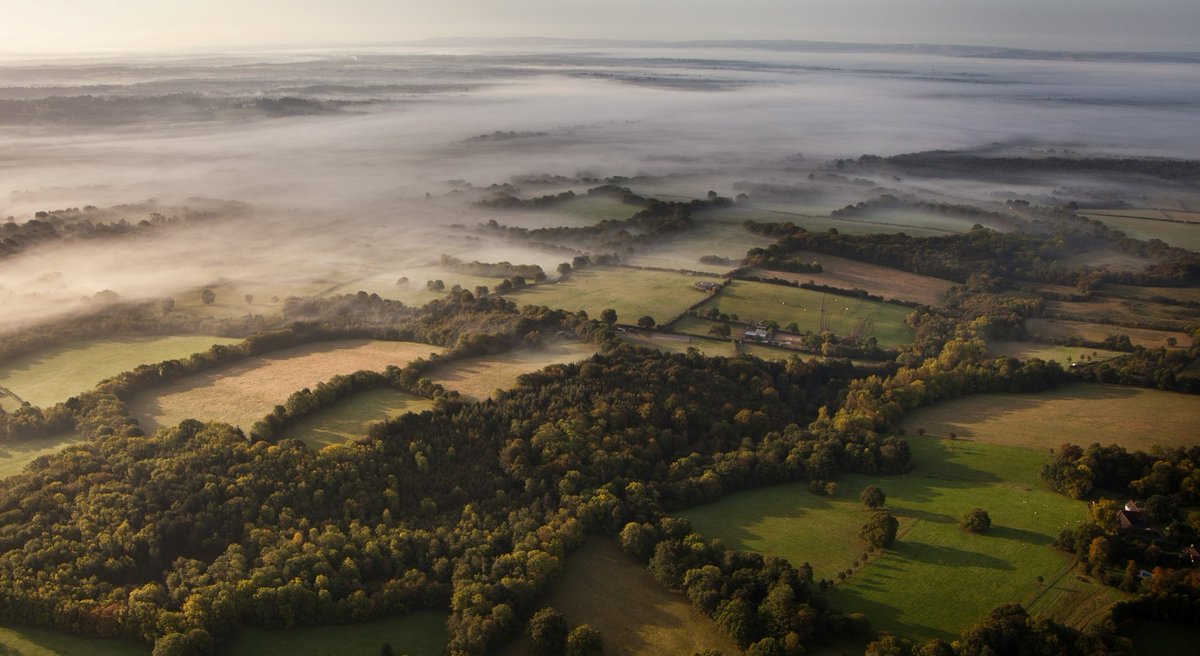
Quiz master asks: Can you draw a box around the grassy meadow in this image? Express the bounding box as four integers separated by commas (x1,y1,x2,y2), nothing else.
751,251,955,307
130,340,442,432
283,389,435,449
682,437,1095,641
986,341,1127,365
622,221,776,272
1081,210,1200,252
0,432,85,478
1025,318,1190,349
228,610,448,656
898,383,1200,452
0,335,243,408
499,538,741,656
426,341,596,400
0,624,148,656
701,280,915,347
499,267,722,326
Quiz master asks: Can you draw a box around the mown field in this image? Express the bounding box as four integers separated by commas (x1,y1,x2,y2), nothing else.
283,389,435,449
228,610,448,656
986,341,1127,365
427,341,596,400
750,251,955,307
681,437,1094,642
130,340,442,432
499,267,722,326
499,538,741,656
0,624,149,656
898,383,1200,452
1081,210,1200,252
0,432,85,478
1043,297,1196,332
1025,318,1190,349
0,335,243,408
700,280,915,347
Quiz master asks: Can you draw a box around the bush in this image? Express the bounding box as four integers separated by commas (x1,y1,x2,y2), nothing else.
961,508,991,533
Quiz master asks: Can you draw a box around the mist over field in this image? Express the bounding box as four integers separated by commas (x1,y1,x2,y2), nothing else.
2,43,1199,330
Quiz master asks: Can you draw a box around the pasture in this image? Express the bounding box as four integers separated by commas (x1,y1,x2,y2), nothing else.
1081,210,1200,252
0,432,85,478
700,280,915,347
0,624,148,656
750,251,955,307
986,341,1127,365
229,610,448,656
622,220,775,272
1025,318,1190,349
681,437,1094,642
898,383,1200,452
1103,283,1200,305
0,335,242,408
130,340,442,432
499,538,741,656
426,341,596,400
1061,248,1149,273
1043,297,1196,332
500,267,722,326
284,389,435,449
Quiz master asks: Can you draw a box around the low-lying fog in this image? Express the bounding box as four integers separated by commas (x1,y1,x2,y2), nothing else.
2,44,1198,332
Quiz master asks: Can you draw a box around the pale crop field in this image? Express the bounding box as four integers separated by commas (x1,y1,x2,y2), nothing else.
0,335,243,408
283,389,436,449
427,341,596,400
1025,318,1190,349
130,340,442,432
750,250,955,307
0,432,86,478
986,341,1127,365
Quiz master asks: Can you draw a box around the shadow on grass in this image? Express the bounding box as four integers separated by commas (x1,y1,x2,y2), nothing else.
990,524,1053,546
829,587,957,644
890,540,1014,571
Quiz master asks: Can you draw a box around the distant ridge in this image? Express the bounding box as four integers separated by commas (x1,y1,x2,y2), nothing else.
413,36,1200,64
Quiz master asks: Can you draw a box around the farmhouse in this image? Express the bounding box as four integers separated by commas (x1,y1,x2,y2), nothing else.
743,324,770,342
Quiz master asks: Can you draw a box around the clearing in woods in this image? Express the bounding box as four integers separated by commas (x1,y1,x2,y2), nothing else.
499,267,723,327
227,610,449,656
986,341,1127,365
681,437,1097,642
0,335,243,408
283,388,436,449
426,341,596,401
498,538,741,656
0,432,85,478
1081,210,1200,252
130,340,442,432
699,280,915,347
898,383,1200,452
1024,317,1189,349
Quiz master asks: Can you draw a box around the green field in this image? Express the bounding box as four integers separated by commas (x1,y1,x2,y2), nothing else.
622,220,775,272
427,341,596,400
500,267,722,326
284,389,435,449
229,611,448,656
0,624,148,656
987,341,1127,365
700,280,915,347
1082,211,1200,252
0,432,85,478
0,335,243,408
681,437,1095,641
1025,318,1190,349
499,538,741,656
698,205,991,238
899,383,1200,452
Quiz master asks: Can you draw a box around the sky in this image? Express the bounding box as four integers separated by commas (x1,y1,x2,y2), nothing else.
2,0,1198,55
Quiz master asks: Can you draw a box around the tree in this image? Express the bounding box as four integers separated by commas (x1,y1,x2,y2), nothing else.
637,315,656,329
565,625,603,656
201,288,216,305
860,485,886,509
860,511,899,548
244,294,254,305
600,308,617,326
960,508,991,534
557,262,572,277
709,323,731,338
530,607,569,654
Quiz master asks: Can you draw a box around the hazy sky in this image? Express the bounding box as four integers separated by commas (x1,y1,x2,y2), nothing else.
2,0,1198,55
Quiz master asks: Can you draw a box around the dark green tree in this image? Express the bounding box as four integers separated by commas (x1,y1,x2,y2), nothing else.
961,508,991,534
565,624,603,656
860,485,886,509
530,607,569,654
861,511,899,548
